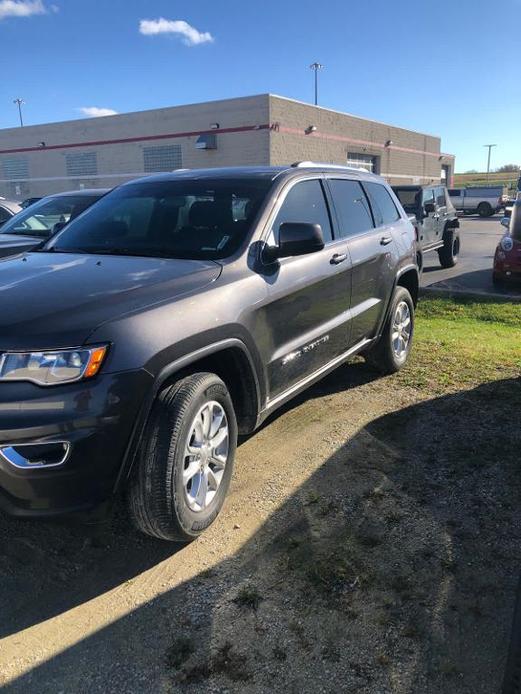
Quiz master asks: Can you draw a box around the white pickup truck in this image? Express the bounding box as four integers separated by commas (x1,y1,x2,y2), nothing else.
448,186,502,217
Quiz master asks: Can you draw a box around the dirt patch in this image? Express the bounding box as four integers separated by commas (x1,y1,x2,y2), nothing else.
0,363,519,693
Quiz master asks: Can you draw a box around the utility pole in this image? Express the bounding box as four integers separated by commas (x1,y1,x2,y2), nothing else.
13,98,25,127
309,62,324,106
483,144,497,181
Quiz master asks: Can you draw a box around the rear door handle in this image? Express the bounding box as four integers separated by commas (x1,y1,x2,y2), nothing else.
380,236,393,246
330,253,348,265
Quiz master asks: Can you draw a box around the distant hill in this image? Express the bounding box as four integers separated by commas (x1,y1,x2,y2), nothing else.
454,171,519,193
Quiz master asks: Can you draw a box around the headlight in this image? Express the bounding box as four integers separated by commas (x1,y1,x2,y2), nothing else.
501,236,514,252
0,345,108,386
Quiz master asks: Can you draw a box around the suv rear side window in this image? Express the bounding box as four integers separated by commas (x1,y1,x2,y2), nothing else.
364,182,400,226
328,179,374,238
272,179,332,243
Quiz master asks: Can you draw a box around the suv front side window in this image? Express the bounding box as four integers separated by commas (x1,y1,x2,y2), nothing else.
270,179,333,244
422,189,435,207
435,187,446,207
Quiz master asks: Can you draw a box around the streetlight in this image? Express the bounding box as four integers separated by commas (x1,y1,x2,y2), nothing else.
483,144,497,181
309,62,324,106
13,98,25,127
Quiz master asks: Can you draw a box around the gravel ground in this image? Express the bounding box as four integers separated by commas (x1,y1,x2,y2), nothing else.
0,362,519,693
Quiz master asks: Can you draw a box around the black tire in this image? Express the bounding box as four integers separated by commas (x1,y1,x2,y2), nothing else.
127,372,237,542
364,286,414,375
478,202,493,218
438,230,460,268
492,272,505,289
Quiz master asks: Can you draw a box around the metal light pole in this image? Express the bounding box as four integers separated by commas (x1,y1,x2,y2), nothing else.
484,144,497,181
309,62,324,106
13,98,25,127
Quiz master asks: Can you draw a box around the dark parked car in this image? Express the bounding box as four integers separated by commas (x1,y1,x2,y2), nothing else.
392,184,460,270
0,199,23,228
494,201,521,286
0,189,109,258
19,197,42,209
0,164,418,541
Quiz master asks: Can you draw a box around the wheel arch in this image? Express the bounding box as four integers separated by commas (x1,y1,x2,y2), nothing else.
114,339,262,492
396,265,419,307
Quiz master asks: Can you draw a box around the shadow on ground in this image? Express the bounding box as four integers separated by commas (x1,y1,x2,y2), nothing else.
2,370,520,693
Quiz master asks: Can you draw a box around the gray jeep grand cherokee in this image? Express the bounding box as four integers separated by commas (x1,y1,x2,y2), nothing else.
0,164,418,541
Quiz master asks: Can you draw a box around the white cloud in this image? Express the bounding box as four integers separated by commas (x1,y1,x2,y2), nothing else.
139,17,214,46
78,107,119,118
0,0,50,20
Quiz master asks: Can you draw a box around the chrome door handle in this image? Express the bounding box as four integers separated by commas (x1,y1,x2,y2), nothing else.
330,253,348,265
380,236,393,246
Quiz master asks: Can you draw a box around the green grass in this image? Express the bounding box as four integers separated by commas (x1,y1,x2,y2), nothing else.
396,297,521,393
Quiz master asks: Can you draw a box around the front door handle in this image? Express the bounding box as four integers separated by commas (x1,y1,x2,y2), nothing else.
330,253,348,265
380,236,393,246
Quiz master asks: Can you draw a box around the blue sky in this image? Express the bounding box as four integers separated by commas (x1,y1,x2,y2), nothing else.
0,0,519,172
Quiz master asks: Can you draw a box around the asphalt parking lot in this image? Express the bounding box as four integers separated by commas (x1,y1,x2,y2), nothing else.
420,215,520,299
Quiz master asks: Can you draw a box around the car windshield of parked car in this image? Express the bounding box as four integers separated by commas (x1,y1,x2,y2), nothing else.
0,195,101,239
392,188,421,214
48,179,273,260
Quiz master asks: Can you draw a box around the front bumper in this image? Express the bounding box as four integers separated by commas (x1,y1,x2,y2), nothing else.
0,369,153,517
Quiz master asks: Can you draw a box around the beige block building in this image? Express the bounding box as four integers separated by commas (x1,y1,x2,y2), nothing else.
0,94,455,200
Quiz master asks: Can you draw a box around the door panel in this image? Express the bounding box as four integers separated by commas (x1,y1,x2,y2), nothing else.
347,181,401,344
347,228,395,344
434,186,448,242
255,178,352,401
421,188,437,247
258,238,352,398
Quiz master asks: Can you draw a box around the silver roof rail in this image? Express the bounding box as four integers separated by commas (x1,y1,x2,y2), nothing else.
290,161,369,172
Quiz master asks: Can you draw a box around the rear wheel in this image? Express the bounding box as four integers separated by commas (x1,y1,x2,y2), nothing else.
365,286,414,375
478,202,493,217
127,372,237,542
438,230,460,268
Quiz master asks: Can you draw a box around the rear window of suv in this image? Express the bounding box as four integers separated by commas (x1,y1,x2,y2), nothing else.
392,188,421,214
364,182,401,226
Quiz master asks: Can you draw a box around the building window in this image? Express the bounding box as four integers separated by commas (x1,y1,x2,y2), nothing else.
347,152,379,174
66,152,98,177
143,144,183,173
1,157,29,180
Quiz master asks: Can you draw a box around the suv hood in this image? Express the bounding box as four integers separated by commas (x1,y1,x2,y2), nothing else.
0,252,221,350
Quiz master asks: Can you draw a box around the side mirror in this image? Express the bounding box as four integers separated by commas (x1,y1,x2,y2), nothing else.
424,202,436,215
500,217,510,229
270,222,325,260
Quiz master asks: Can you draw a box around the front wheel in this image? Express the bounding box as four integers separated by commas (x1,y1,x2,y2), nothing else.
492,272,505,289
127,372,237,542
364,286,415,375
438,231,460,268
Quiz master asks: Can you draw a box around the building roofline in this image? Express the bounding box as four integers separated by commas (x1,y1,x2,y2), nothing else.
267,93,442,140
0,93,448,145
0,94,271,135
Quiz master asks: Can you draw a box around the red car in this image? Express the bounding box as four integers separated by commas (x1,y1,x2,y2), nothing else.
493,201,521,286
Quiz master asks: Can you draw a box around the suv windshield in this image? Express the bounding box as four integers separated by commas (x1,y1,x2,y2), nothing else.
48,179,273,260
0,194,102,239
392,188,422,214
